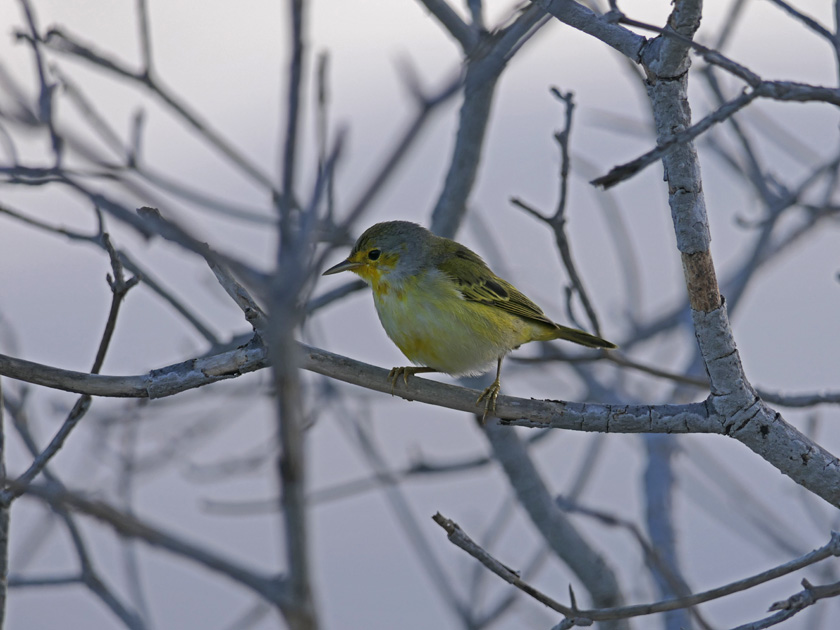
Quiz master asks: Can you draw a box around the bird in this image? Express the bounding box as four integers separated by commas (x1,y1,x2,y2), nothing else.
322,221,616,421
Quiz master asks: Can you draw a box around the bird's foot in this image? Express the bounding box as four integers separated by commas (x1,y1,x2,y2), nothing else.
475,378,501,424
388,366,435,395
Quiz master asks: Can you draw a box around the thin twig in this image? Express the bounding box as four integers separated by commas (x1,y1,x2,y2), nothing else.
0,202,221,344
4,402,146,628
135,0,153,72
592,88,759,189
16,0,62,165
39,27,280,194
435,513,840,623
51,67,272,223
763,0,834,41
434,513,574,616
2,233,139,503
757,389,840,408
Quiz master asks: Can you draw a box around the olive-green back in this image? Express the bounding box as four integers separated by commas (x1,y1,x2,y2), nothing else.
436,241,617,349
437,245,556,327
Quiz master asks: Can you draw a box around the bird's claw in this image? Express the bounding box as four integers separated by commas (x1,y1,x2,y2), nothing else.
388,367,411,394
388,366,437,395
476,379,501,424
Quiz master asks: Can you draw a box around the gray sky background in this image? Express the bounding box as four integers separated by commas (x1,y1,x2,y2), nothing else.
1,1,839,629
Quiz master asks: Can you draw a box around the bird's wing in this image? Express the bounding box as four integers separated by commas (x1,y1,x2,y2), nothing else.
439,248,556,327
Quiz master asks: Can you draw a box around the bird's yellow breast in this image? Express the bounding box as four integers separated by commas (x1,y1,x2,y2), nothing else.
371,269,537,376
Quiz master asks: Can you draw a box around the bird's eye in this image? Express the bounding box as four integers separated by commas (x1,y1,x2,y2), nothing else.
368,249,381,261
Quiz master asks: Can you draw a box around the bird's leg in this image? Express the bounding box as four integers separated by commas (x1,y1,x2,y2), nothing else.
476,357,503,423
388,366,438,394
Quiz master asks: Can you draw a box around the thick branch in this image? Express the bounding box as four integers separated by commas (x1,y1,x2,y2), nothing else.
0,338,269,398
431,4,549,237
3,341,839,505
532,0,646,60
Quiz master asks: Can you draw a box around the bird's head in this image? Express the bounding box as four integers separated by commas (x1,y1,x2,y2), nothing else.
322,221,433,289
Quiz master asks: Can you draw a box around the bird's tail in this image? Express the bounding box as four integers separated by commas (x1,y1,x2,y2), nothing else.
549,324,617,349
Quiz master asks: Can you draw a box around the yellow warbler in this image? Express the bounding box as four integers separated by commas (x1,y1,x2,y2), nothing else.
323,221,616,420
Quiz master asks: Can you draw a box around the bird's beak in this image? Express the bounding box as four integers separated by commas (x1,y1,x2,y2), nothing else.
322,257,362,276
